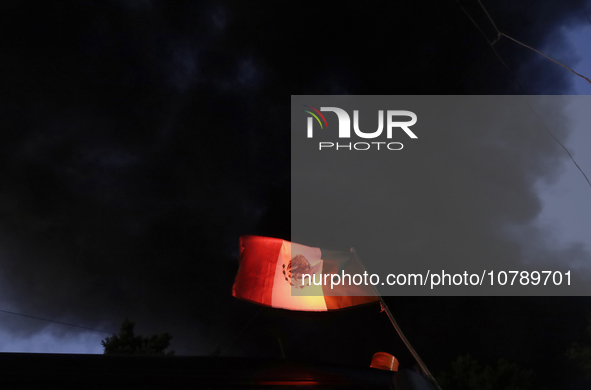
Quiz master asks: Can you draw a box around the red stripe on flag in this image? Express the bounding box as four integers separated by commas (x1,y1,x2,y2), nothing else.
232,235,283,307
321,254,379,310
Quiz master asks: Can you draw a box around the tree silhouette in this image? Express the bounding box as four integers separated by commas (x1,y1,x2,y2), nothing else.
437,354,535,390
101,318,174,355
567,315,591,377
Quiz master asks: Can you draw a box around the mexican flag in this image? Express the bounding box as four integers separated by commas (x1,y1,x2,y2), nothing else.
232,235,379,311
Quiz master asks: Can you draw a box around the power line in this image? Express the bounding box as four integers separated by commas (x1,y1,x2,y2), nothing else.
527,104,591,190
473,0,591,85
500,32,591,85
478,0,500,34
0,308,115,334
0,308,202,354
456,0,591,193
455,0,495,44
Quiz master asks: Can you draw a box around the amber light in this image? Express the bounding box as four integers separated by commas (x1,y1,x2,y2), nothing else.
370,352,399,372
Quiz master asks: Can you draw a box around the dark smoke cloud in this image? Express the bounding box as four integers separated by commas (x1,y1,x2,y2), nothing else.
292,95,590,295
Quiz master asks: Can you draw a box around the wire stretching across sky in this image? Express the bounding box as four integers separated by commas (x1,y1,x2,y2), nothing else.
455,0,591,192
0,308,115,334
477,0,591,85
0,308,201,354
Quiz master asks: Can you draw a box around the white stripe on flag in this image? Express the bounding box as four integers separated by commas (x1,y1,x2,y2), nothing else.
271,240,327,311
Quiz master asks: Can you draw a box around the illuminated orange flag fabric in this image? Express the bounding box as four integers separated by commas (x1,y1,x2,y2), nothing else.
232,235,379,311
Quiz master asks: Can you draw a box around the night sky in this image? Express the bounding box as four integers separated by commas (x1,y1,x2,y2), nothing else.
1,1,591,389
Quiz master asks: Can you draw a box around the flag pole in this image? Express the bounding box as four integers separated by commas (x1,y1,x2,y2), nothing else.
350,248,443,390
